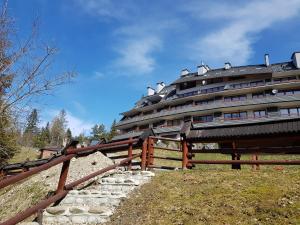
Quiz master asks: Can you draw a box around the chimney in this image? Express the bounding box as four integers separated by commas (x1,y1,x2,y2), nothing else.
180,69,189,76
264,54,270,66
197,62,208,75
224,62,231,70
147,86,155,96
291,52,300,69
156,82,165,93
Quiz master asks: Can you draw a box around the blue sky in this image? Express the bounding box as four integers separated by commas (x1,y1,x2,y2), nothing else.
8,0,300,135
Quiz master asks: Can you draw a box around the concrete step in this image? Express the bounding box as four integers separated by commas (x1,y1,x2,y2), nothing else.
43,170,155,224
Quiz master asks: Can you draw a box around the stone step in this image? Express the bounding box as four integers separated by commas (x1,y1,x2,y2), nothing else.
43,171,155,224
59,194,124,207
43,205,113,225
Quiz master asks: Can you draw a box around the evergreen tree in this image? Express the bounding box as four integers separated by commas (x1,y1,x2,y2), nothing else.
108,119,117,141
50,109,68,146
91,124,107,140
34,122,51,148
66,128,72,143
23,109,40,146
24,109,39,135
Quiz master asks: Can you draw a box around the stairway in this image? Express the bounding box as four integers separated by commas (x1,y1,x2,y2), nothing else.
42,170,155,224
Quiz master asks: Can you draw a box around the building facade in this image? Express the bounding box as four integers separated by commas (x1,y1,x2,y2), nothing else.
113,52,300,141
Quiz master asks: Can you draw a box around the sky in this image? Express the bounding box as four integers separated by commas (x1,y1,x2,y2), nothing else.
8,0,300,136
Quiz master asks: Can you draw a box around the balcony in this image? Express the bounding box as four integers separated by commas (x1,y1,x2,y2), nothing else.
173,78,299,100
116,94,300,127
193,113,300,129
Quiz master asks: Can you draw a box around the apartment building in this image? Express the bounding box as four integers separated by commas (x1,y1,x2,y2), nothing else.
113,52,300,142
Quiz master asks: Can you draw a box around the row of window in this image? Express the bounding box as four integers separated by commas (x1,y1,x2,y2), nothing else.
124,107,300,132
280,108,300,116
177,76,298,99
253,89,300,98
192,107,300,123
179,76,297,92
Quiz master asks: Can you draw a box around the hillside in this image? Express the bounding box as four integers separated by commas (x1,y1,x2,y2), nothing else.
108,168,300,225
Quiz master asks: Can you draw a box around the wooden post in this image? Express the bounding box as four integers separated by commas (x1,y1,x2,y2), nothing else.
252,154,260,170
141,139,148,171
231,141,241,170
147,137,154,168
128,137,133,171
56,145,74,194
56,159,71,193
181,138,188,169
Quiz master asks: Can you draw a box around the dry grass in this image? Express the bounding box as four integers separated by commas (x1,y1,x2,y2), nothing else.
9,146,39,163
108,168,300,225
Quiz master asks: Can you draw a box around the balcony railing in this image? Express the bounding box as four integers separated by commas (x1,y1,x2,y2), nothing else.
116,94,300,127
174,78,299,100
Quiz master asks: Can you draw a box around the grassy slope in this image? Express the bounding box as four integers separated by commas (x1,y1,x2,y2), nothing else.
108,168,300,225
8,146,39,163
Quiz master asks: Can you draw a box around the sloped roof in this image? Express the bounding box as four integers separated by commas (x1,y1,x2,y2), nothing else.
172,61,298,85
187,118,300,141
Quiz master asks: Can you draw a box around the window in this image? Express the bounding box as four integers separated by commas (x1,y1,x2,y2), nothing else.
254,110,267,118
167,119,182,126
193,115,213,123
195,99,214,105
139,124,149,130
224,112,248,120
224,95,247,102
252,92,264,99
179,81,196,90
250,80,264,87
153,120,165,128
280,108,300,116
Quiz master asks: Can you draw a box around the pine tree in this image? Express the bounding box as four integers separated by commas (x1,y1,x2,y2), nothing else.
50,109,68,146
91,124,107,140
108,119,117,141
23,109,40,146
66,128,72,143
24,109,39,135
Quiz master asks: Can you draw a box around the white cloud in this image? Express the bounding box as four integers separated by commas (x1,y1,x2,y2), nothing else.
73,0,175,75
66,112,93,136
93,71,104,79
74,0,136,21
185,0,300,66
115,36,161,74
41,109,93,136
72,100,87,114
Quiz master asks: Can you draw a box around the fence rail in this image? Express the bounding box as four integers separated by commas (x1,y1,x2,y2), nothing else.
0,136,144,225
1,130,300,225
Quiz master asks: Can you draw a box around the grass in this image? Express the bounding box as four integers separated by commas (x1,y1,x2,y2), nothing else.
8,146,39,163
108,168,300,225
0,179,48,222
153,149,300,170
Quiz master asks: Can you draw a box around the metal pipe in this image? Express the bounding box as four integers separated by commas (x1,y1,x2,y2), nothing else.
154,146,181,152
189,160,300,165
153,156,182,161
0,154,74,190
66,138,139,155
65,154,141,190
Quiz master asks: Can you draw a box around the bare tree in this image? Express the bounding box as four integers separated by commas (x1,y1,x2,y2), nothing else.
0,1,74,116
0,0,75,164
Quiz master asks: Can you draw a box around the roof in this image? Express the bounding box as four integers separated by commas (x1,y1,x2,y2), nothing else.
187,118,300,141
172,61,298,85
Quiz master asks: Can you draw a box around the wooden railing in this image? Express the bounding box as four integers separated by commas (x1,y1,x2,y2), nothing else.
0,137,144,225
1,129,300,224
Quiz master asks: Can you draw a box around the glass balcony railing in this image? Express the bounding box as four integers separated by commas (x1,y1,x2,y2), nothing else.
116,94,300,126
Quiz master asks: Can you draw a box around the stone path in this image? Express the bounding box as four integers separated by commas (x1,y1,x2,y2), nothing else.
42,170,155,224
